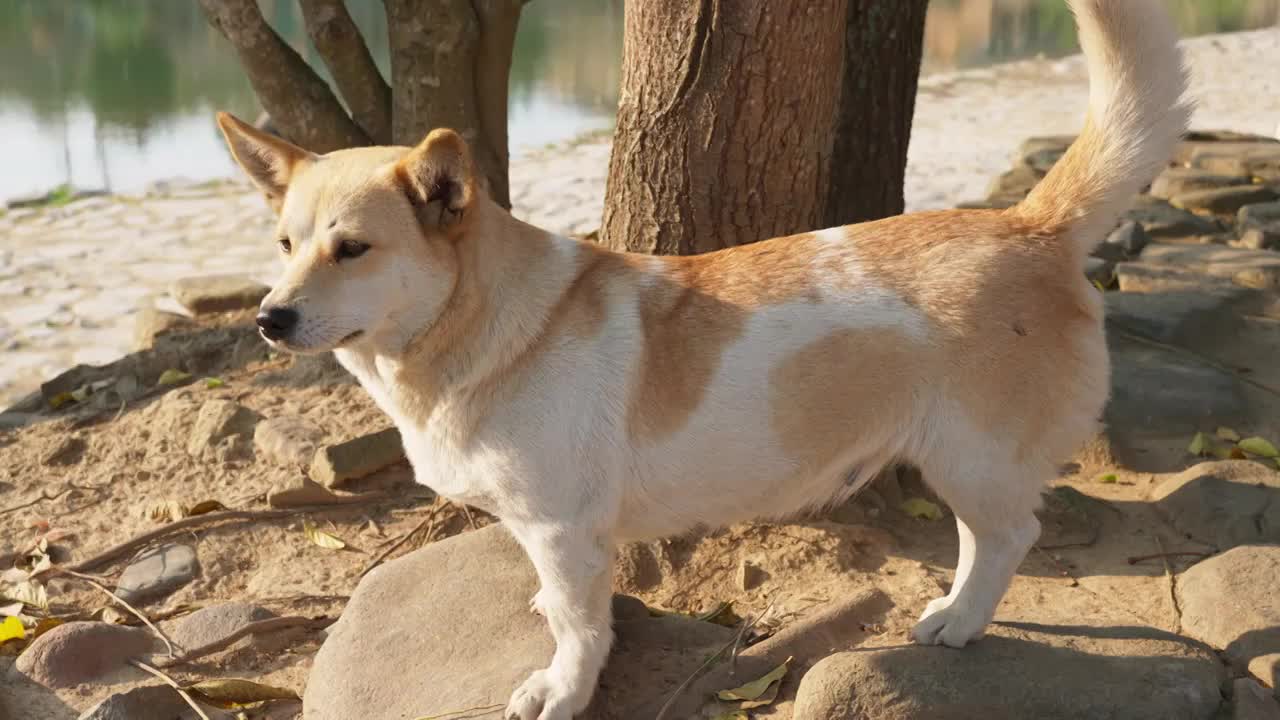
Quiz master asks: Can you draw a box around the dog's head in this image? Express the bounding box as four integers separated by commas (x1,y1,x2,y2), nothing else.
216,112,476,355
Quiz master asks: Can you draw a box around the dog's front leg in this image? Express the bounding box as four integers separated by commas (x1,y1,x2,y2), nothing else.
505,522,614,720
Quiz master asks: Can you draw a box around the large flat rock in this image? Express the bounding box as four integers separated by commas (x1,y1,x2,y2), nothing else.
1151,462,1280,550
1178,545,1280,690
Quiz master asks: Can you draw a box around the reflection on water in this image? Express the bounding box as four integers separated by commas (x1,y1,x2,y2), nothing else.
0,0,1275,202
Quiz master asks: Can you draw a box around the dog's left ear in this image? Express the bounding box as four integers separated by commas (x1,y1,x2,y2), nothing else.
216,112,314,212
394,128,476,236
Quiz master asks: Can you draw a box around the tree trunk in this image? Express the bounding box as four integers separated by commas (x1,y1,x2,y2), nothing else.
383,0,524,208
199,0,369,152
602,0,926,254
825,0,927,227
299,0,394,145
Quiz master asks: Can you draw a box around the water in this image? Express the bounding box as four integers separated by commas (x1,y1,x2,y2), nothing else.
0,0,1276,203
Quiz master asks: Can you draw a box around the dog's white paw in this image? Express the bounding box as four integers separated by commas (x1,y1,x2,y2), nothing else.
911,596,987,648
506,669,575,720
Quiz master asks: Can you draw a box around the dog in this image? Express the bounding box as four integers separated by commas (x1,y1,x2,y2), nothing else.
214,1,1189,716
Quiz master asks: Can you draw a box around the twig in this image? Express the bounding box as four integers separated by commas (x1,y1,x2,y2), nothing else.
54,568,177,658
0,487,71,516
1033,546,1079,587
35,498,390,578
1154,536,1183,632
159,615,333,667
414,703,505,720
361,500,446,577
1126,551,1210,565
130,660,212,720
731,600,774,675
459,503,479,531
654,603,774,720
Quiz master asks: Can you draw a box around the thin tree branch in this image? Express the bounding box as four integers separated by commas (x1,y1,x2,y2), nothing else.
130,660,213,720
55,568,178,658
299,0,394,144
159,615,333,667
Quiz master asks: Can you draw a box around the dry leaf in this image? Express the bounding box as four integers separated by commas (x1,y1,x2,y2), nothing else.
188,500,227,516
31,618,62,640
203,376,226,389
0,602,22,617
710,713,749,720
1096,473,1118,484
1215,427,1241,442
1238,437,1280,458
187,678,299,708
145,500,188,523
0,616,25,645
303,521,346,550
1,579,48,610
1187,432,1211,457
1230,447,1248,460
900,497,944,521
99,607,127,624
157,369,192,386
717,657,791,706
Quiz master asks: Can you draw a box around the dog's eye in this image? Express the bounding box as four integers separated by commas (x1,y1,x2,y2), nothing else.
336,240,370,261
278,237,292,254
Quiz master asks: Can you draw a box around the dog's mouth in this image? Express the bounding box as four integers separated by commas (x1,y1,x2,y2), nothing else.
260,329,364,354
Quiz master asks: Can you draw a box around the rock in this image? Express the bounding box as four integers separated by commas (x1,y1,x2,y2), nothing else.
77,685,190,720
737,556,767,591
792,622,1224,720
304,524,736,720
1115,262,1238,294
14,621,157,688
1238,201,1280,251
985,164,1041,201
39,363,110,406
131,307,194,351
1139,244,1280,291
1084,256,1114,286
1150,168,1253,199
1124,196,1222,239
1172,186,1279,216
1183,130,1280,145
1023,146,1065,175
41,435,86,466
1104,220,1150,256
116,544,199,604
1178,544,1280,691
170,275,269,315
1016,135,1076,163
956,197,1019,210
267,477,366,508
1151,462,1280,549
166,602,275,655
309,427,404,488
187,400,261,458
254,416,325,469
1232,678,1280,720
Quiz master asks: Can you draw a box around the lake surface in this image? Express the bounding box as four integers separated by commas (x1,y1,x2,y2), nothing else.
1,0,1276,203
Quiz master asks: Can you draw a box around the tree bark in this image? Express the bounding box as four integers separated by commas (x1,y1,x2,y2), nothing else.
199,0,368,152
825,0,927,227
383,0,523,208
602,0,926,255
299,0,394,145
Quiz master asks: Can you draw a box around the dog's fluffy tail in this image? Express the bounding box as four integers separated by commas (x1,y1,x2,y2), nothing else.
1013,0,1192,260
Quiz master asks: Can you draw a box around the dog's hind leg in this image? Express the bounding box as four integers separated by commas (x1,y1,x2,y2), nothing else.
910,453,1043,649
505,522,614,720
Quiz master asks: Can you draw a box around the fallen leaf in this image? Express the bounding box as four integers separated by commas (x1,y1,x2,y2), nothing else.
47,392,76,409
156,369,192,386
0,602,22,617
1187,432,1211,457
1091,278,1106,292
1,579,48,610
0,616,24,645
303,521,346,550
1238,437,1280,458
899,497,944,521
1096,473,1118,484
31,618,61,640
145,500,188,523
1215,427,1241,442
1211,447,1234,460
187,678,299,708
1231,447,1248,460
188,500,226,516
709,713,749,720
99,607,127,624
717,657,791,706
203,377,225,389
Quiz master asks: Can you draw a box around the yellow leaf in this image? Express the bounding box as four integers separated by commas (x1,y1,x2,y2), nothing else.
899,497,944,521
157,369,192,386
1096,473,1118,484
47,392,76,409
1238,437,1280,458
187,678,299,709
1187,432,1211,457
1091,278,1106,292
717,657,791,704
188,500,226,516
1211,447,1234,460
1215,427,1241,442
0,616,24,645
203,377,225,389
303,521,346,550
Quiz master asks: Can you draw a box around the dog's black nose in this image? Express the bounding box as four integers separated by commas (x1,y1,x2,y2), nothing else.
256,307,298,341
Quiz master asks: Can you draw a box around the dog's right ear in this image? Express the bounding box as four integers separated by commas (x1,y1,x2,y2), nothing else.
215,112,314,212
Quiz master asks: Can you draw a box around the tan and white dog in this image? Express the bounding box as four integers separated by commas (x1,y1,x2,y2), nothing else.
215,1,1189,717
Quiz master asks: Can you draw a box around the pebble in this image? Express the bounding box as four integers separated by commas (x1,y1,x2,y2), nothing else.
187,399,261,458
14,621,158,688
1151,460,1280,549
170,274,270,315
116,544,199,604
166,602,275,654
77,685,191,720
310,427,404,488
254,416,325,469
1171,185,1279,215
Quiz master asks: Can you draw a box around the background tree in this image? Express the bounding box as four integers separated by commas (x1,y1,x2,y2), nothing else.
197,0,526,208
602,0,928,254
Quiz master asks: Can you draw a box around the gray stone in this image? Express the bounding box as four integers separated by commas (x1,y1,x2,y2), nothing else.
131,307,194,351
166,602,275,655
1152,462,1280,550
170,275,269,315
1023,146,1065,174
1238,201,1280,251
1232,678,1280,720
255,416,325,469
1172,186,1280,216
1124,196,1222,239
309,427,404,488
792,622,1224,720
116,544,199,604
1138,244,1280,290
1179,545,1280,691
303,524,736,720
1085,257,1115,287
187,400,261,458
985,164,1041,201
77,685,189,720
14,621,157,688
1016,135,1076,163
1104,220,1150,256
1150,168,1253,199
1115,262,1238,294
737,556,768,591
